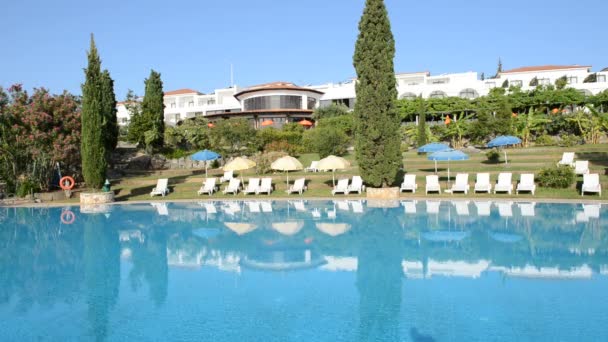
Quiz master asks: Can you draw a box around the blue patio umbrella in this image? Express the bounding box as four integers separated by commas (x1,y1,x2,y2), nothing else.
428,149,469,184
487,136,522,164
190,149,220,178
418,143,452,172
418,142,451,153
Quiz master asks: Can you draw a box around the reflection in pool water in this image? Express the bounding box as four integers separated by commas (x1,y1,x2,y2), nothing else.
0,200,606,341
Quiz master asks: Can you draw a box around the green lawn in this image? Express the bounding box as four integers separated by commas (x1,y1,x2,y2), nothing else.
100,144,607,203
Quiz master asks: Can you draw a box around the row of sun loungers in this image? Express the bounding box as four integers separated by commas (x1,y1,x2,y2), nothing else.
400,172,601,196
557,152,591,175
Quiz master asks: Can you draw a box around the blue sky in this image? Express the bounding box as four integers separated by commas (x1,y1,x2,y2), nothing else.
1,0,606,99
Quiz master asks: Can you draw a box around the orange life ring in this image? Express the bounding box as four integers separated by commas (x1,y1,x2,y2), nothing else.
60,176,75,190
60,210,75,224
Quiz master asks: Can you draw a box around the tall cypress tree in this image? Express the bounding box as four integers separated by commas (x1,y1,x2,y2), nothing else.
81,34,107,189
417,97,427,147
141,70,165,149
101,70,118,156
353,0,401,187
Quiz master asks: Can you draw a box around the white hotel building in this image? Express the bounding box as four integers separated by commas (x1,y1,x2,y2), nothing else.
116,65,608,127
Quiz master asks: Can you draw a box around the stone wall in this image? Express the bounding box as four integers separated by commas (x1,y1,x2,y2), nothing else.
80,192,115,205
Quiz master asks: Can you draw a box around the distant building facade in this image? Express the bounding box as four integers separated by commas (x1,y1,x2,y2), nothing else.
116,65,608,126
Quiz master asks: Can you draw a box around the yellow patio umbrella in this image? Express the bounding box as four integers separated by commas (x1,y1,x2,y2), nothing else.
316,222,351,236
223,157,256,184
225,222,257,235
317,155,351,186
271,221,304,236
271,156,303,185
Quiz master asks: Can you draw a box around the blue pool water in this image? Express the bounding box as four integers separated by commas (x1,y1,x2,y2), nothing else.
0,200,607,341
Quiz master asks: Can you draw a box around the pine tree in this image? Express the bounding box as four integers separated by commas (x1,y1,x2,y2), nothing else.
417,98,427,147
353,0,401,187
141,70,165,150
80,34,107,189
481,72,485,81
496,57,503,76
101,70,118,156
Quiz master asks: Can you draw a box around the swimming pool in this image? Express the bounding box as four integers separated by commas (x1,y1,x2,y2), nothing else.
0,200,606,341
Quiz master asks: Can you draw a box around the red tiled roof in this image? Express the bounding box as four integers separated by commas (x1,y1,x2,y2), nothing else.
501,65,591,74
164,88,201,96
235,82,323,98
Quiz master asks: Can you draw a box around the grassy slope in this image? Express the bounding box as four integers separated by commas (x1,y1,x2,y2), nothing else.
103,144,607,202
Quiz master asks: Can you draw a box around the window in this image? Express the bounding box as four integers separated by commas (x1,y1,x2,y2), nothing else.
597,75,606,82
188,101,194,107
244,95,302,111
538,78,550,85
307,97,317,110
429,90,447,99
399,92,417,100
120,118,129,124
458,88,478,99
511,80,523,87
567,76,578,84
207,99,216,105
198,99,205,106
170,102,176,108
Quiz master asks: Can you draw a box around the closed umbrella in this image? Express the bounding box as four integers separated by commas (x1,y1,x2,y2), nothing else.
317,155,351,186
271,156,303,186
190,149,220,179
224,157,256,184
418,143,451,173
428,149,469,185
487,136,522,164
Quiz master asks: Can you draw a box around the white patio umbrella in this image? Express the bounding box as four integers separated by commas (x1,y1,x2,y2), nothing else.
223,157,256,184
317,155,351,186
271,156,303,186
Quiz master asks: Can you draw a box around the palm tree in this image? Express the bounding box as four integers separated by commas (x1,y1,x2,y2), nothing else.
515,109,551,147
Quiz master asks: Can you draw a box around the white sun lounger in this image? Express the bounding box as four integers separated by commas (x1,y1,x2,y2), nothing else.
150,178,169,197
347,176,365,194
198,177,217,196
516,173,536,195
220,170,234,183
494,173,513,194
223,178,241,195
574,160,590,175
305,161,319,172
581,173,601,196
243,178,260,195
400,174,417,193
201,201,217,215
425,175,441,194
286,178,307,195
451,173,470,194
557,152,575,167
474,173,492,193
290,200,307,212
332,178,350,195
257,177,273,195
